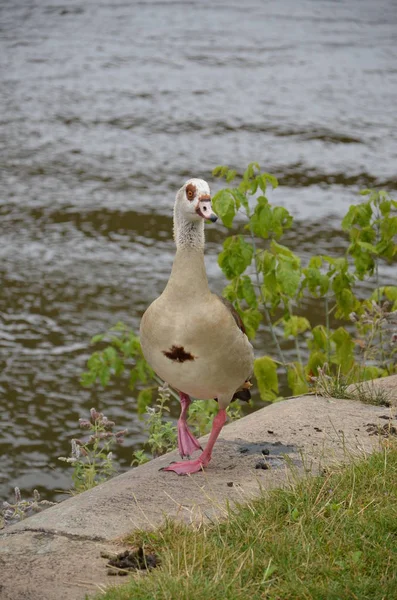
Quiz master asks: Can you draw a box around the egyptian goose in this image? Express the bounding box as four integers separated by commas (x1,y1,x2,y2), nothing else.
140,178,254,474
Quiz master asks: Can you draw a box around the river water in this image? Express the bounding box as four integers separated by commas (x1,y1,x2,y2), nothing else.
1,0,396,502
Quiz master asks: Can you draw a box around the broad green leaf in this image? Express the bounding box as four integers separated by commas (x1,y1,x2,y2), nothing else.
254,356,279,401
380,215,397,238
308,255,323,268
277,259,301,298
306,351,327,380
379,198,391,216
212,165,229,178
240,307,262,339
371,286,397,309
283,316,311,338
232,188,249,212
287,363,309,395
308,325,328,352
271,239,297,261
341,205,357,230
303,267,329,297
240,275,258,308
348,245,375,279
99,366,110,387
257,173,267,193
226,169,237,183
80,372,96,387
373,285,397,301
136,358,152,384
359,365,387,380
103,346,118,365
250,179,259,194
222,282,237,303
212,189,236,228
263,173,279,189
261,277,281,311
375,238,395,259
257,203,273,238
91,334,105,343
259,249,277,275
137,388,153,415
335,287,359,318
212,165,224,177
129,369,139,390
244,162,260,181
357,241,378,254
330,327,355,373
271,206,293,238
218,235,253,279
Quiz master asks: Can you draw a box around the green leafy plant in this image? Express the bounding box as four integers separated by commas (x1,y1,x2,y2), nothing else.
58,408,127,493
132,384,177,463
188,399,243,437
81,322,157,415
212,164,397,399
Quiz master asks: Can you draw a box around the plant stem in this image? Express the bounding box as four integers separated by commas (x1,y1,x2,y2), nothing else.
374,203,386,367
249,225,288,373
287,302,303,368
294,335,302,368
325,295,331,364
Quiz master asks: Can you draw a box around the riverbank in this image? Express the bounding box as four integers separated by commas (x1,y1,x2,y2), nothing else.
0,375,396,600
96,441,397,600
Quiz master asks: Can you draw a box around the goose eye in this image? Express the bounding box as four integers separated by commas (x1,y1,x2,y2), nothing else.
185,183,196,201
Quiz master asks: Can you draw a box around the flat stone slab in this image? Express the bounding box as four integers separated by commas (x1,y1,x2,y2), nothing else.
0,531,118,600
1,386,397,600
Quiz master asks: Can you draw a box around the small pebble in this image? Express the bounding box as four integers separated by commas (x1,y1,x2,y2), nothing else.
255,461,269,470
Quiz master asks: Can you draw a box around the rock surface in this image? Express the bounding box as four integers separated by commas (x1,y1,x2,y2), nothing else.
1,377,396,600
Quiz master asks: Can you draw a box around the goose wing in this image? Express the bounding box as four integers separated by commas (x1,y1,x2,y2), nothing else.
216,295,246,334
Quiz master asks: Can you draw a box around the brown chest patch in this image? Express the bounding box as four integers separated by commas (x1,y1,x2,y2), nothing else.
163,345,196,363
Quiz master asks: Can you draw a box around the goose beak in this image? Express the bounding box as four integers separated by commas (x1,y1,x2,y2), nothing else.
197,196,218,222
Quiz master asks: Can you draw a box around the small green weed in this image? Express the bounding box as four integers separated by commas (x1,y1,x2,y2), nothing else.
313,364,392,406
131,384,177,465
58,408,127,493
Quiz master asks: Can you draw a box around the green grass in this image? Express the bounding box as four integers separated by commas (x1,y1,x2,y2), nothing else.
313,367,392,407
96,444,397,600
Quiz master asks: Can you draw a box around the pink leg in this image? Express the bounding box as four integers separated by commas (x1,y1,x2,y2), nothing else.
177,392,202,458
162,408,227,475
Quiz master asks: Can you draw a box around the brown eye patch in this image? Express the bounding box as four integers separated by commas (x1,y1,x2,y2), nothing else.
186,183,196,201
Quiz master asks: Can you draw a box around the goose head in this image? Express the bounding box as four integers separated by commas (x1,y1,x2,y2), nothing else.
175,178,218,223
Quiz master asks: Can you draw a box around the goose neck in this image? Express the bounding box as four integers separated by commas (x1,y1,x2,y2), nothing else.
173,211,205,251
166,247,209,299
